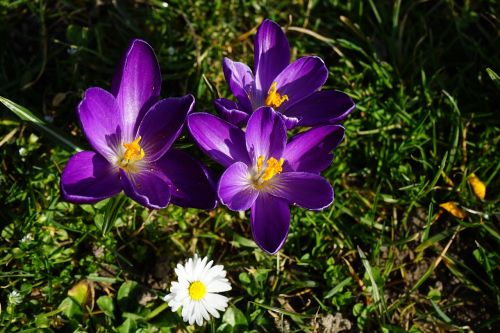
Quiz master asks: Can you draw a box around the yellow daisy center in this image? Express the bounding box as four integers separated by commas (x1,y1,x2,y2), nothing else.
188,281,206,301
265,82,288,108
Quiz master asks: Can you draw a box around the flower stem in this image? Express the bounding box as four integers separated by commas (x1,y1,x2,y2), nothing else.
145,301,169,321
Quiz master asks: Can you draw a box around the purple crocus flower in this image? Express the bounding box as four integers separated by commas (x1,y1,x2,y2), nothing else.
60,39,216,210
215,19,355,129
188,107,344,253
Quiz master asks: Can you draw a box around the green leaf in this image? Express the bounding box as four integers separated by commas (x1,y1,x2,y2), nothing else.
117,280,140,312
67,280,90,306
353,303,364,317
427,288,441,301
58,296,83,319
222,305,248,328
238,272,251,284
117,318,137,333
232,233,258,248
0,96,81,152
97,295,115,318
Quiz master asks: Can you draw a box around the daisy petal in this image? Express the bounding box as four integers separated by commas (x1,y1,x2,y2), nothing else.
206,293,229,311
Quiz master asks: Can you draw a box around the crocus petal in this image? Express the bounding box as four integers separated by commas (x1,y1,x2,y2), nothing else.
283,125,345,173
286,90,355,127
273,56,328,110
61,151,121,203
268,172,333,210
112,39,161,139
254,19,290,94
188,113,250,167
279,113,300,130
214,98,250,125
154,149,217,210
245,107,287,162
77,87,123,162
251,193,290,254
222,58,255,111
138,95,195,162
120,169,170,209
218,162,258,211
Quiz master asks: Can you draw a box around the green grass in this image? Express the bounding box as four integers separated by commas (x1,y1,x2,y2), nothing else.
1,0,499,332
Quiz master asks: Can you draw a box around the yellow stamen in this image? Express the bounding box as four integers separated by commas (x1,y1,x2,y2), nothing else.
255,155,284,184
265,82,288,108
262,157,284,181
188,281,206,301
123,136,145,162
257,155,265,173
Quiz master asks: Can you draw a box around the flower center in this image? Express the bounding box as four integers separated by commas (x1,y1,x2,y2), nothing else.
118,136,145,171
188,281,206,301
265,82,288,109
253,155,284,189
123,136,145,161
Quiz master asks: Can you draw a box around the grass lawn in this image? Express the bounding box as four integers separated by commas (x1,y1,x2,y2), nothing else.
1,0,499,331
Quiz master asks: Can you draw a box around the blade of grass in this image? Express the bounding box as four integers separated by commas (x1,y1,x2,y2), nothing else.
358,246,388,320
0,96,81,152
249,301,311,319
486,68,500,90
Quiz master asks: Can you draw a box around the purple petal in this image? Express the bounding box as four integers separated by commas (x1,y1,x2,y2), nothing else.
268,172,333,210
273,56,328,111
245,107,287,162
279,113,300,130
78,87,123,161
187,113,250,167
120,169,170,209
112,39,161,139
254,19,290,94
222,58,256,111
61,151,121,204
154,149,217,210
218,162,258,211
286,90,355,127
138,95,194,162
251,193,290,254
283,125,344,173
214,98,250,125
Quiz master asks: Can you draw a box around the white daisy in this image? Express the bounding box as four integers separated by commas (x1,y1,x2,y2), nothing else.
164,254,232,326
8,290,23,305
